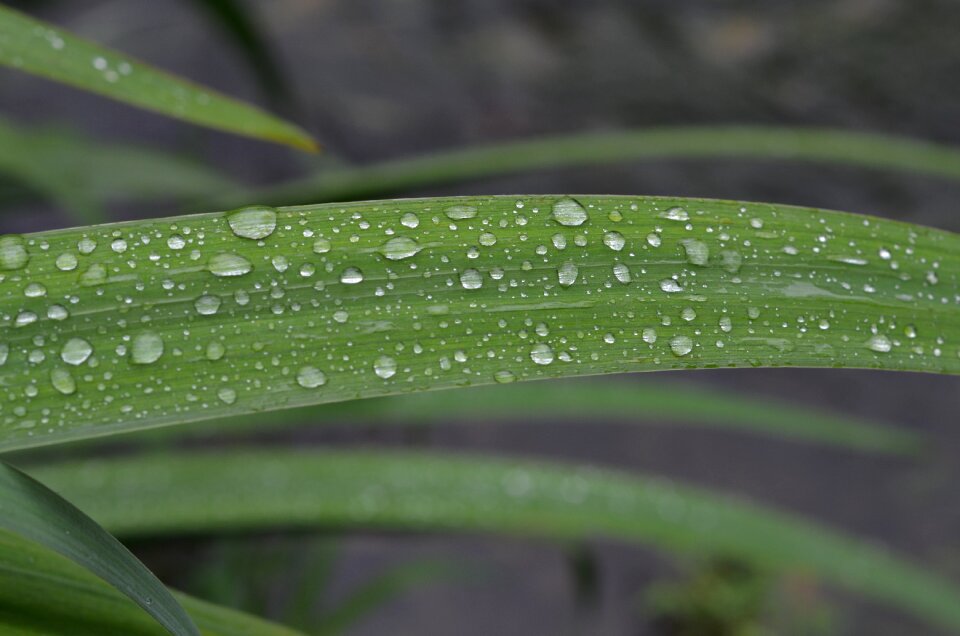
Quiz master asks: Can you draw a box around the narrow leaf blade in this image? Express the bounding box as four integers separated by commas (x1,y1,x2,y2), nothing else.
0,5,315,151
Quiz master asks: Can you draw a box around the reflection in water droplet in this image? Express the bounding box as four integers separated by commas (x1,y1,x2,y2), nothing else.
313,238,332,254
401,212,420,228
530,343,555,365
646,233,661,247
227,205,277,240
719,316,733,333
603,231,625,251
340,266,364,284
209,253,252,277
15,311,37,327
50,368,76,395
659,279,683,293
552,198,588,227
557,262,579,287
297,366,327,388
61,337,93,366
55,253,78,271
479,232,497,247
205,341,225,361
494,370,516,384
48,305,69,321
642,327,657,344
0,343,8,366
661,206,689,221
380,236,422,260
217,387,237,404
77,238,97,255
680,239,709,266
80,263,108,286
374,355,397,379
194,294,221,315
460,268,483,290
670,335,693,357
0,235,29,270
24,283,46,298
613,263,631,284
866,334,892,353
720,250,743,274
167,235,186,250
131,332,164,364
444,205,478,220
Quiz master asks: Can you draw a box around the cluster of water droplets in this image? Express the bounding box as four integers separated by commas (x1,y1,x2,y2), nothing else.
0,194,955,443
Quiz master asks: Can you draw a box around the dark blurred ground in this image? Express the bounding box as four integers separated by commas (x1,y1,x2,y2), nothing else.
2,1,960,634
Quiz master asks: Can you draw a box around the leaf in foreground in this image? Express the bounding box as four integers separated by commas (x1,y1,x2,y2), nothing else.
0,5,315,151
29,450,960,632
0,461,198,635
0,529,304,636
0,196,955,451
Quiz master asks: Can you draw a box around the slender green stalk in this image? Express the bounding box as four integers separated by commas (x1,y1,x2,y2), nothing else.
29,449,960,632
0,196,955,451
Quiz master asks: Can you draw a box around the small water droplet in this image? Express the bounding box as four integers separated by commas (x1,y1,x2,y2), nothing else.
603,231,625,251
380,236,422,260
646,233,662,248
55,253,78,271
167,234,186,250
530,343,555,365
557,262,579,287
110,239,127,254
374,355,397,379
642,327,657,344
79,263,108,286
661,207,689,222
479,232,498,247
227,205,277,240
680,239,709,266
719,316,733,333
24,283,46,298
866,334,892,353
0,344,8,366
131,332,164,364
720,250,743,274
77,237,97,255
217,387,237,404
613,263,632,284
340,266,364,284
205,341,225,361
444,205,478,220
494,370,516,384
552,198,588,227
61,337,93,366
459,268,483,290
681,307,697,321
659,279,683,293
401,212,420,228
15,311,37,327
297,366,328,388
0,236,29,270
50,368,76,395
194,294,221,315
313,238,332,254
209,253,252,277
670,335,693,357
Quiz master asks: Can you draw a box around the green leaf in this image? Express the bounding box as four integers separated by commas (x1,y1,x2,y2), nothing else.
0,529,305,636
28,450,960,632
225,126,960,207
0,196,955,451
0,117,240,223
0,5,316,151
0,461,199,635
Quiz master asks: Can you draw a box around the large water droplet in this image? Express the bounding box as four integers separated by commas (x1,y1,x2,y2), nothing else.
401,212,420,228
55,253,78,271
297,366,327,388
0,235,29,270
205,341,225,361
557,262,579,287
209,253,252,277
603,231,625,251
24,283,46,298
227,205,277,240
670,335,693,357
131,332,164,365
61,337,93,366
661,206,689,221
50,368,76,395
340,267,364,284
613,263,631,284
680,239,709,266
530,343,555,365
659,279,683,293
313,238,332,254
552,198,588,227
444,205,478,220
380,236,422,260
194,294,221,315
15,311,37,327
866,334,892,353
460,268,483,290
374,355,397,379
79,263,107,286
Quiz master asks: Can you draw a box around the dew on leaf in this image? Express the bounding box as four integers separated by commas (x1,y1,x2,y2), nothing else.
61,337,93,366
0,235,29,270
380,236,422,261
227,205,278,240
374,355,397,379
297,366,327,388
552,198,588,227
209,253,252,277
131,332,164,365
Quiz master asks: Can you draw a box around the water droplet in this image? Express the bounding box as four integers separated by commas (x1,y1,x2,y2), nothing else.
297,366,327,388
47,305,69,321
15,311,37,327
61,337,93,366
374,355,397,379
110,239,128,254
681,307,697,321
131,332,164,365
0,344,8,366
227,205,277,240
720,250,742,274
552,198,588,227
340,267,364,284
209,253,252,277
24,283,46,298
680,239,709,266
401,212,420,228
79,263,107,286
646,233,662,248
313,238,332,254
167,235,186,250
659,279,683,293
55,253,78,271
50,368,76,395
194,294,221,315
0,236,29,270
217,387,237,405
479,232,498,247
670,335,693,357
613,263,631,284
603,231,625,251
719,316,733,333
459,268,483,290
642,327,657,344
380,236,422,260
866,334,892,353
77,237,97,255
530,343,555,365
444,205,478,220
494,370,516,384
205,341,225,360
749,217,764,229
661,207,689,221
557,262,579,287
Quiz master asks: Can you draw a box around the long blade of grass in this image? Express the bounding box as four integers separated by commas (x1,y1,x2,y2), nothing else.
227,127,960,208
0,461,199,635
0,117,240,223
0,5,315,151
28,450,960,632
0,195,955,451
0,529,304,636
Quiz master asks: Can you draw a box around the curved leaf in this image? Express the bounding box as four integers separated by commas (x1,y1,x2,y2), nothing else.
0,5,315,151
0,195,955,451
0,529,304,635
28,450,960,632
0,461,198,635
